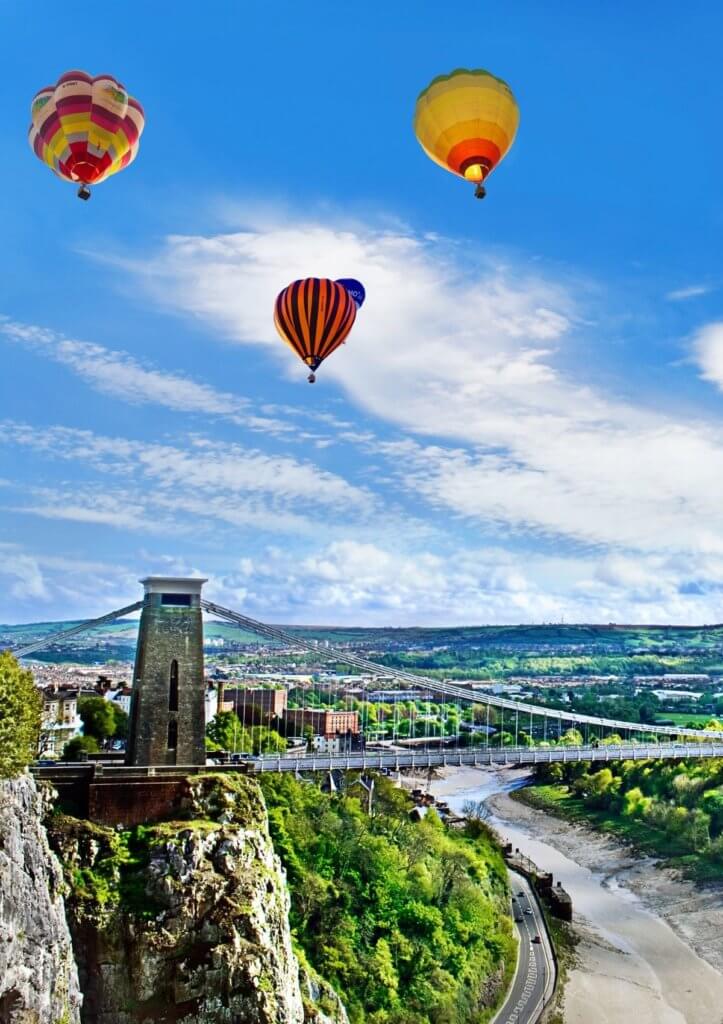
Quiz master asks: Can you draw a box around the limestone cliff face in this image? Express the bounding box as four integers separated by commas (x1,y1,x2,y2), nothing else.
49,774,345,1024
0,775,82,1024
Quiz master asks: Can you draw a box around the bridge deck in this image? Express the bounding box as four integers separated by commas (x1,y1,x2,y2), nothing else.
30,742,723,784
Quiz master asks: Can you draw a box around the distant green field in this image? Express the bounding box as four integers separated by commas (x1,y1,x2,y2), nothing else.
657,712,719,726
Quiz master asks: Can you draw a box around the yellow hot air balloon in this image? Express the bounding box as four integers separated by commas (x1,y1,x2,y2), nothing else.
413,68,519,199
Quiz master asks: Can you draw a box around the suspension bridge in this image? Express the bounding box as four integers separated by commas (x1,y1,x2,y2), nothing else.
11,576,723,773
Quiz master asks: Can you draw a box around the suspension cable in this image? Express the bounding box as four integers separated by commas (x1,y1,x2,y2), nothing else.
9,601,143,658
200,600,705,740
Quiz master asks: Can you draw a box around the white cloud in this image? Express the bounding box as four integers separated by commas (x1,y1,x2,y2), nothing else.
116,216,723,559
0,547,49,603
198,541,723,626
7,214,723,624
692,321,723,394
666,284,710,301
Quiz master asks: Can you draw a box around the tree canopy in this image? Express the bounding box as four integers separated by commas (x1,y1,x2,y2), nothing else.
0,651,42,778
78,695,116,742
206,711,286,755
260,772,514,1024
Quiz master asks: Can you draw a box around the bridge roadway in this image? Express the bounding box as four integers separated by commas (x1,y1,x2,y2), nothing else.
30,742,723,785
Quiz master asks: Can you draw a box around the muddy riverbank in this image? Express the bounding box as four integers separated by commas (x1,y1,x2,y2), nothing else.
427,767,723,1024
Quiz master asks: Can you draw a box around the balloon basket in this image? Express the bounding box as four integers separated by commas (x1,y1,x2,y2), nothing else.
77,185,91,201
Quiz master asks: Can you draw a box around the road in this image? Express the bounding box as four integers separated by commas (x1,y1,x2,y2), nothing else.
493,870,555,1024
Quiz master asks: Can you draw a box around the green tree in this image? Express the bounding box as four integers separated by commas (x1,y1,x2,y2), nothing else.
109,702,129,741
559,728,584,746
0,652,42,778
63,735,100,761
250,726,287,754
206,711,251,752
205,713,286,755
585,767,618,809
77,696,116,743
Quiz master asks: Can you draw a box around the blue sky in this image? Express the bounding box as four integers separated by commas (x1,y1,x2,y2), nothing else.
3,1,723,625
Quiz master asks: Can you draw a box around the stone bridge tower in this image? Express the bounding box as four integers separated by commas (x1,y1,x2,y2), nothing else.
126,577,207,766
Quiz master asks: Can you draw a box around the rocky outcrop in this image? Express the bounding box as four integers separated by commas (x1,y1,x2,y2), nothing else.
49,773,335,1024
299,964,349,1024
0,775,82,1024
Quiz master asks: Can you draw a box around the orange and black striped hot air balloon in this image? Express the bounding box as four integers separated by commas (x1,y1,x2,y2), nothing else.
273,278,359,382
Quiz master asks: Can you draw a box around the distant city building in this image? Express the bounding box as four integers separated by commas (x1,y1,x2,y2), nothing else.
651,689,702,702
367,689,432,703
205,683,219,723
283,708,359,739
634,675,711,686
222,686,288,725
104,686,133,715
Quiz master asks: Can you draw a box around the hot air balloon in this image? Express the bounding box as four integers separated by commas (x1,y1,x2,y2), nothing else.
28,70,145,200
336,278,366,309
274,278,359,383
413,68,519,199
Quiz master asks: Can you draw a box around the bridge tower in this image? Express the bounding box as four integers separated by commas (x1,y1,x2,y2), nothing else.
126,576,207,767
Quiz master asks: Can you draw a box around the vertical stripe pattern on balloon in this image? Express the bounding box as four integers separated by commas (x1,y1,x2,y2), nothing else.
274,278,357,371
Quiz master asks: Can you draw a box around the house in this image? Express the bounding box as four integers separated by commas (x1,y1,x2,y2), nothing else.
39,688,83,756
105,686,133,716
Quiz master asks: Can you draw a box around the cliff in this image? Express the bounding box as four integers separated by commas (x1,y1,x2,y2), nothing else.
47,773,344,1024
0,774,82,1024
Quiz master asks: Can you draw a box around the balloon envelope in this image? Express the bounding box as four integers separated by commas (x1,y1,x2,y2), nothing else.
413,68,519,186
336,278,366,309
274,278,357,375
29,70,145,189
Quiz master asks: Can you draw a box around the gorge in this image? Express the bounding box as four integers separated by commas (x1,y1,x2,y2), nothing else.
0,770,514,1024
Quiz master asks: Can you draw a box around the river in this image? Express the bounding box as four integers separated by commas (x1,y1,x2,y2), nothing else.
428,767,723,1024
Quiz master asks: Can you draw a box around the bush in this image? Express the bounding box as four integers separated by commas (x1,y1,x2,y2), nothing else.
0,651,42,778
63,735,100,761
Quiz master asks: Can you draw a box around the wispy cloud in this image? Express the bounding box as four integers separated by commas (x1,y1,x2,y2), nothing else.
0,421,377,538
666,284,711,301
7,213,723,624
0,317,322,442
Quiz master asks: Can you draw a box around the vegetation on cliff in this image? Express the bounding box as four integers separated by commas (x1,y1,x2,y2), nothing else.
260,773,515,1024
523,757,723,878
0,651,42,778
48,774,310,1024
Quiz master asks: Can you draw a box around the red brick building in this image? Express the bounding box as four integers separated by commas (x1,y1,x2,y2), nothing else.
221,685,287,725
283,708,359,739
